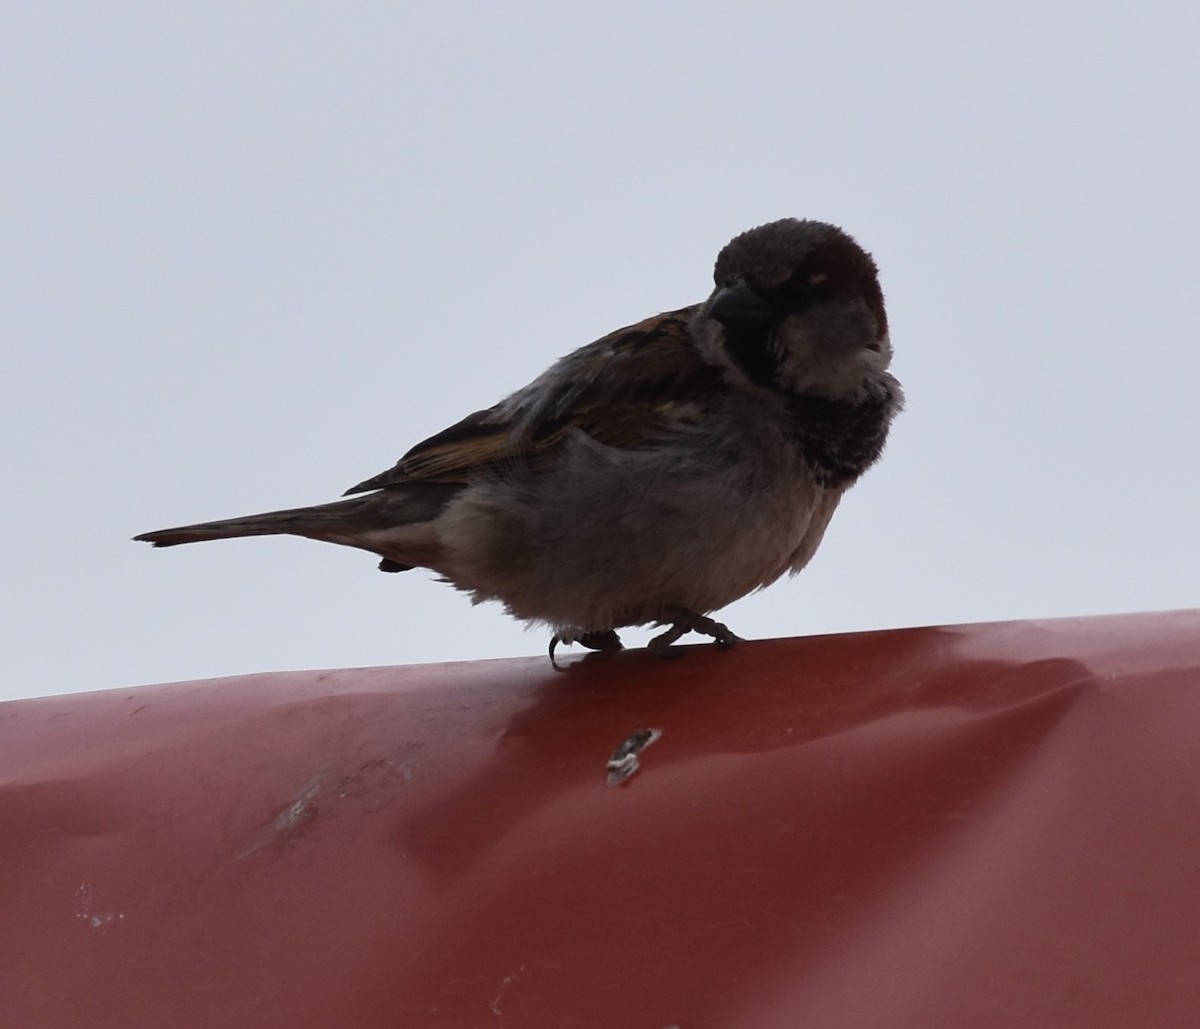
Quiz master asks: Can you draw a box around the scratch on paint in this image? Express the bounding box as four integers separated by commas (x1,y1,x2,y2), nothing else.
271,776,324,833
236,774,325,859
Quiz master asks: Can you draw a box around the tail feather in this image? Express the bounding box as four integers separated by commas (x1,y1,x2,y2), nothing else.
133,483,462,549
134,499,361,547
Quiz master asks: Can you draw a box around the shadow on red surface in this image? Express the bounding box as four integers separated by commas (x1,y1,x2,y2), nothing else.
2,611,1199,1028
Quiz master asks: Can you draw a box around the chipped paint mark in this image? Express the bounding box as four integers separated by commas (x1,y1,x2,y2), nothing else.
606,728,663,787
75,882,125,932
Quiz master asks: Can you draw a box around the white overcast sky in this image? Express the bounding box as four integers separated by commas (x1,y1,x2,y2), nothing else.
3,3,1197,700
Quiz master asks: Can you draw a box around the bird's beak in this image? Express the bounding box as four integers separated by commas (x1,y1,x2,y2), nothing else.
709,281,775,329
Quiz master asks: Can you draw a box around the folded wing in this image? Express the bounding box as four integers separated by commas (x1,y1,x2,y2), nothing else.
343,306,722,494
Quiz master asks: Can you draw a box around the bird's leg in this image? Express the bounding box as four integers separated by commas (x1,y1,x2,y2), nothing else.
548,628,625,663
647,609,744,657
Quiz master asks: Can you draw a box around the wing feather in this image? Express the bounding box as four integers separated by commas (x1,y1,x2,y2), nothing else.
343,305,721,494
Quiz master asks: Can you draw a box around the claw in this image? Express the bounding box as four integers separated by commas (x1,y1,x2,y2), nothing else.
646,623,689,656
548,628,625,666
647,609,744,658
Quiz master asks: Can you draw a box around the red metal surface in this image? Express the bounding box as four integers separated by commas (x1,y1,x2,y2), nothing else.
3,611,1199,1028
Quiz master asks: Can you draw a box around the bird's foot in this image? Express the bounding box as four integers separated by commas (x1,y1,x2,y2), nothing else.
548,628,625,665
647,609,744,658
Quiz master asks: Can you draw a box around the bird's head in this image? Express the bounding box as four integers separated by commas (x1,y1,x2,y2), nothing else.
698,218,892,400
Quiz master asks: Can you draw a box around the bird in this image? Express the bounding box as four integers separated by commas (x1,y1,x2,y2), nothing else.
135,218,903,658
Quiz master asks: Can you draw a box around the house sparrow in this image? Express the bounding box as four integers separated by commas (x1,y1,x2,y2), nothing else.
136,218,903,657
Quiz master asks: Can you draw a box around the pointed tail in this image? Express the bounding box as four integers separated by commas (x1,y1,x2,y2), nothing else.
133,484,461,549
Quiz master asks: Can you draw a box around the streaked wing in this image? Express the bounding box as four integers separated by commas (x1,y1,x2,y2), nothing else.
344,305,720,494
343,406,512,493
